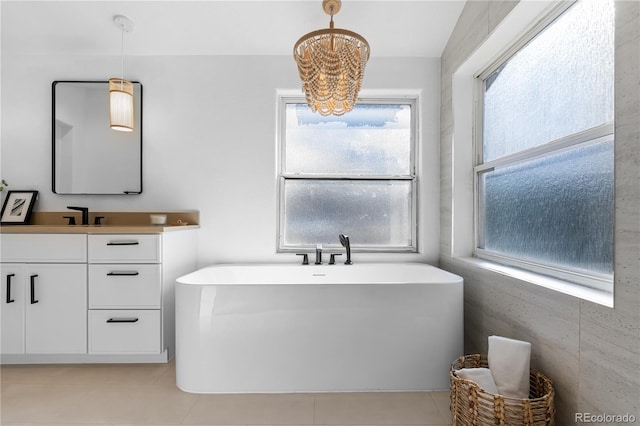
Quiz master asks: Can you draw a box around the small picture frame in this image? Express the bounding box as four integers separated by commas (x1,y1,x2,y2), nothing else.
1,190,38,225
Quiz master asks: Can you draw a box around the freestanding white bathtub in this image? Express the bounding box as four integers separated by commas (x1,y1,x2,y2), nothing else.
175,263,463,393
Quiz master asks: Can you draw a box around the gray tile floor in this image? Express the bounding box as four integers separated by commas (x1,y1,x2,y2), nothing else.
1,361,453,425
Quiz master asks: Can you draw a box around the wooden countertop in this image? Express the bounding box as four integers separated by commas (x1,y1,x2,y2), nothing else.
0,224,199,234
0,211,200,234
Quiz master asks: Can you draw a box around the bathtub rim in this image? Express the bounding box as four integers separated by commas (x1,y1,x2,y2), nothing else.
176,262,464,286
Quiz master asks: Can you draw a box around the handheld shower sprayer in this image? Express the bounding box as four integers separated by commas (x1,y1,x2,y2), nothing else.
339,234,353,265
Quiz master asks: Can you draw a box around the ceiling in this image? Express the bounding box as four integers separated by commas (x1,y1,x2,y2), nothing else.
1,1,466,58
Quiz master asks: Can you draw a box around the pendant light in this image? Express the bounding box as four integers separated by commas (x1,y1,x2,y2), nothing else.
110,15,135,132
293,0,370,116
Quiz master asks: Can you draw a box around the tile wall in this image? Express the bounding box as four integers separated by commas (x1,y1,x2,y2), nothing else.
438,1,640,424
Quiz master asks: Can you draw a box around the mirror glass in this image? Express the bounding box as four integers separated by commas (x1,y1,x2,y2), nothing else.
52,81,142,194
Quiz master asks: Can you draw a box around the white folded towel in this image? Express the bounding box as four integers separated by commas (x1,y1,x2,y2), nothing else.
488,335,531,399
454,367,499,394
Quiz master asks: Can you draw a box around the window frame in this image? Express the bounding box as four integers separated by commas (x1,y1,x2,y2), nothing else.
472,0,615,292
276,95,419,253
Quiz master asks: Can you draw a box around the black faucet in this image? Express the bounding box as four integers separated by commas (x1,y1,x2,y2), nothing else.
67,206,89,225
339,234,353,265
315,244,323,265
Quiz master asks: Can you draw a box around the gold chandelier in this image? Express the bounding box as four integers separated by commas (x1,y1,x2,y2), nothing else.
293,0,370,116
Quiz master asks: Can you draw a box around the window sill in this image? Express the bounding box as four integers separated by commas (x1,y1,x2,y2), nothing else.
453,256,613,308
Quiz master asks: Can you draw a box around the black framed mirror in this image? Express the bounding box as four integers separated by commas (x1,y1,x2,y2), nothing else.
52,81,143,194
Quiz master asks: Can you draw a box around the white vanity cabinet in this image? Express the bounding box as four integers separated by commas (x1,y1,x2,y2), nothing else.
88,234,162,354
0,234,87,355
86,231,197,360
0,228,197,364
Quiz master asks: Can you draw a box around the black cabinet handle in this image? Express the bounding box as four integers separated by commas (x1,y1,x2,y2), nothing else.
106,241,139,246
106,271,139,276
30,274,39,304
6,273,15,303
106,318,139,323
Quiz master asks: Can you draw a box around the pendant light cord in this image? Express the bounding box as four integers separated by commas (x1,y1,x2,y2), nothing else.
119,24,125,89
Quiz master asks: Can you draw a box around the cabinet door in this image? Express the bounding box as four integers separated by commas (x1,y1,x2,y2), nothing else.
0,264,25,354
25,264,87,354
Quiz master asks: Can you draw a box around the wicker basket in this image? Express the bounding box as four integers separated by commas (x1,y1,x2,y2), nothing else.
450,354,555,426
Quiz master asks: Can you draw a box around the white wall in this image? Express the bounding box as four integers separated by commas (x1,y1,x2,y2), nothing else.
1,54,440,266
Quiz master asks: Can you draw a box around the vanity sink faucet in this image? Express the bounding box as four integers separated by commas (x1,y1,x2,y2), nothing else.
67,206,89,225
315,244,323,265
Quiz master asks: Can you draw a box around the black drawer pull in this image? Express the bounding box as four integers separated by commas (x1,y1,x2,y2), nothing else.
106,318,139,323
106,241,139,246
6,273,15,303
106,271,140,276
30,274,39,304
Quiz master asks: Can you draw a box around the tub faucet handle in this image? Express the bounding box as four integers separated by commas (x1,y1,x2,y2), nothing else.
296,253,309,265
329,253,342,265
315,244,323,265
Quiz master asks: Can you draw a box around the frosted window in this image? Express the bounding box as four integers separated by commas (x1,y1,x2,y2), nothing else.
279,100,416,251
283,180,412,247
482,0,614,162
285,104,412,175
477,0,614,284
478,138,614,275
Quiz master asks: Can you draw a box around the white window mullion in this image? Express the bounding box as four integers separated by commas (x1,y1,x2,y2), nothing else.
476,123,614,173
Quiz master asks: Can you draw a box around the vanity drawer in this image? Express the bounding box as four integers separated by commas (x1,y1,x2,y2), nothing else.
89,310,161,354
88,234,161,263
0,234,87,263
89,264,161,309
